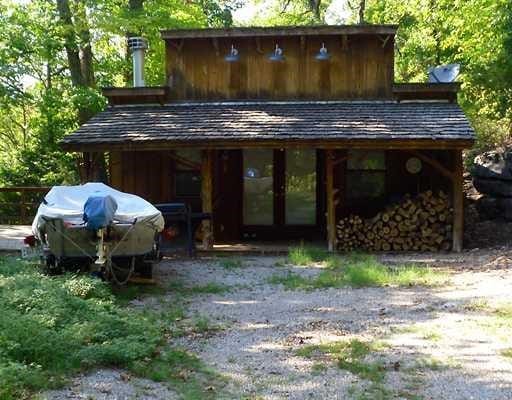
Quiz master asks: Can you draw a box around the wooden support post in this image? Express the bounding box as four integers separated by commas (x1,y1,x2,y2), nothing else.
452,149,464,252
201,149,214,250
326,149,336,252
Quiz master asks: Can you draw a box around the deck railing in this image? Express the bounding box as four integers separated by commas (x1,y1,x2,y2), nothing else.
0,187,50,225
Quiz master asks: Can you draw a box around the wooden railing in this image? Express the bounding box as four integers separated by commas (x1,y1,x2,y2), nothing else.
0,187,50,225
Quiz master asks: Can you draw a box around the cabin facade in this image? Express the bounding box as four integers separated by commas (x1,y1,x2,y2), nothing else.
61,25,475,252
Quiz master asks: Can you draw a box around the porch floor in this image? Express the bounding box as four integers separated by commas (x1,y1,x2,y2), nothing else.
197,240,326,255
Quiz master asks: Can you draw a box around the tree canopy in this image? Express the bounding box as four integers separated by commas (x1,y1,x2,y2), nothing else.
0,0,510,186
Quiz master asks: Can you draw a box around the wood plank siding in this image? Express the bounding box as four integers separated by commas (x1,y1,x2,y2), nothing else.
165,35,394,101
109,148,459,245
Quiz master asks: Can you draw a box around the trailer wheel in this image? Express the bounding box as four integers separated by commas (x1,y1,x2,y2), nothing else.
44,254,62,275
135,257,153,279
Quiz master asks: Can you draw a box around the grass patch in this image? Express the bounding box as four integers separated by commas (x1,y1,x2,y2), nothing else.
0,257,163,399
168,280,230,296
269,253,446,290
413,356,450,371
392,324,443,343
311,362,328,374
113,283,167,306
463,298,490,312
131,347,225,399
218,257,243,269
421,330,442,342
494,303,512,319
473,302,512,340
0,257,226,399
296,339,386,382
288,245,330,265
502,348,512,358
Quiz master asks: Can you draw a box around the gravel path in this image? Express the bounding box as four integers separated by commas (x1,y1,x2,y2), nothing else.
44,251,512,399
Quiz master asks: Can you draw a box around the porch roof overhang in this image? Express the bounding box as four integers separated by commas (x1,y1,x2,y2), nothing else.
61,101,476,152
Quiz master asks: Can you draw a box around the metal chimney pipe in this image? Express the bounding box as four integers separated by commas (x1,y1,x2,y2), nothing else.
127,37,148,87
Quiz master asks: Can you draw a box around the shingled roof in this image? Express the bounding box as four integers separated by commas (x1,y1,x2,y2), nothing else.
61,101,475,150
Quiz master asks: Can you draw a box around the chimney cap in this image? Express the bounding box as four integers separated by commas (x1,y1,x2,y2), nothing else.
127,37,148,51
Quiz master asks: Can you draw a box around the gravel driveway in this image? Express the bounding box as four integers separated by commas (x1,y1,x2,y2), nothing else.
45,250,512,399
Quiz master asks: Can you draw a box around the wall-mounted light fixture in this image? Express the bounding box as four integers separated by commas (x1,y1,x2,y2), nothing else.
315,43,330,61
224,44,239,62
268,44,284,62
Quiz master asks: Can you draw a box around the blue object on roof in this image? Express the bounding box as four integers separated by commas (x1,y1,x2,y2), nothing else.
83,195,118,230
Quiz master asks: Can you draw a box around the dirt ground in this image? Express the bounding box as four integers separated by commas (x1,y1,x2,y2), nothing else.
44,249,512,400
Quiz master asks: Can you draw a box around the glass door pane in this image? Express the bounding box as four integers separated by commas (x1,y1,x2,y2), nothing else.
285,149,316,225
243,149,274,225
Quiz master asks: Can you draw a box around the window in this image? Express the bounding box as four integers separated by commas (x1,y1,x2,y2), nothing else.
285,149,316,225
174,149,201,197
175,171,201,197
346,150,386,199
243,149,273,225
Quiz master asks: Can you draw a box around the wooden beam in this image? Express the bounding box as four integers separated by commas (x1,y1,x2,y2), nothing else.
201,149,214,250
452,149,464,252
61,138,475,153
326,149,336,252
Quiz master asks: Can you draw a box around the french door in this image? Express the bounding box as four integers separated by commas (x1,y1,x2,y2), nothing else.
242,149,318,238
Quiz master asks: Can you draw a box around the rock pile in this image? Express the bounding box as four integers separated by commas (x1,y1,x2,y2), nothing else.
472,149,512,220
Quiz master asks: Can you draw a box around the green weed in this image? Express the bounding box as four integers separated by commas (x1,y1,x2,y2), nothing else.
269,254,446,290
311,362,328,374
502,348,512,358
413,357,448,371
463,298,490,312
296,339,386,382
0,257,162,399
0,257,227,399
168,280,230,295
113,283,167,306
288,245,329,265
131,347,225,399
218,257,243,269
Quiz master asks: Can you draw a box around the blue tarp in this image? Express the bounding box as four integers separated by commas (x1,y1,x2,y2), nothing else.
83,195,118,230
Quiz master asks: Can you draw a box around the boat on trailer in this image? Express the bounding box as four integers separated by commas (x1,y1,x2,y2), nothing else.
31,182,164,283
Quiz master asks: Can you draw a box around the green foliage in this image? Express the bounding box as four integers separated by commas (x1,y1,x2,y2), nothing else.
168,280,231,295
365,0,512,154
218,257,244,269
297,339,386,382
131,347,224,399
287,245,330,265
269,253,447,289
502,348,512,359
0,256,163,399
0,0,235,187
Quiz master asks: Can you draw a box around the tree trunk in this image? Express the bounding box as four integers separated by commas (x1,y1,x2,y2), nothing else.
308,0,321,19
358,0,366,24
75,2,95,87
56,0,83,87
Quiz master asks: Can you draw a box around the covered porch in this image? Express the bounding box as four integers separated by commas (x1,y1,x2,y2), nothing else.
62,100,475,252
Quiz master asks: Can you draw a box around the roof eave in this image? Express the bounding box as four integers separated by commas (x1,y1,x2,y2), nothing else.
161,25,398,40
61,137,475,153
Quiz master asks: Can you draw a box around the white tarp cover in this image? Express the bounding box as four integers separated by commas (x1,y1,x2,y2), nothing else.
32,182,164,236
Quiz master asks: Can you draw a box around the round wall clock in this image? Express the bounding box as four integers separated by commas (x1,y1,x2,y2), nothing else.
406,157,422,174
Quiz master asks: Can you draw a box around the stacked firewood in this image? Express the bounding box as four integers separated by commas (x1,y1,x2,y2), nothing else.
336,191,453,252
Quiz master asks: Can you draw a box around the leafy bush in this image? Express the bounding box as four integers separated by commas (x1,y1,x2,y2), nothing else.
0,257,163,399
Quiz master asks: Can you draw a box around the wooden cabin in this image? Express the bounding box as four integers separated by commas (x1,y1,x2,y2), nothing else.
61,25,475,252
